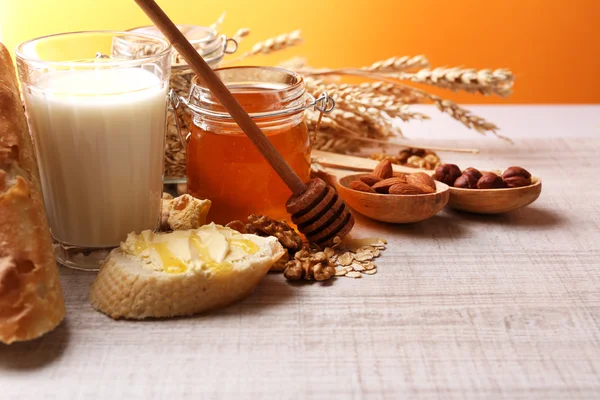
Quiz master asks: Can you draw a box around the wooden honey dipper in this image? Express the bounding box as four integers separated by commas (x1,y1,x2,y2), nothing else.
134,0,354,246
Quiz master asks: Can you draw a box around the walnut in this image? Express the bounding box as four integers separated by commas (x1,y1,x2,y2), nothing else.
421,153,441,170
269,249,290,272
283,249,335,281
225,220,248,233
246,214,303,253
370,148,441,171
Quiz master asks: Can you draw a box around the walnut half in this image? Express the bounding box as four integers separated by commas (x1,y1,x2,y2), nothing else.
246,214,303,253
283,249,335,281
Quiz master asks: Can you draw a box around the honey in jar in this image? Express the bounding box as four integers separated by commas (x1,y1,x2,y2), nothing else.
185,67,312,224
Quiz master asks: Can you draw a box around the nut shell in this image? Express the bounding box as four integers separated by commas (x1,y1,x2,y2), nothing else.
477,173,507,189
433,164,462,186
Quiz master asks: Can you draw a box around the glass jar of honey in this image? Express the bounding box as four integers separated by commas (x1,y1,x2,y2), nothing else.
184,67,314,224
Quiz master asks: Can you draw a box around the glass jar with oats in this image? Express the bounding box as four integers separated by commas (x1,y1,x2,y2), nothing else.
182,67,315,224
126,25,238,182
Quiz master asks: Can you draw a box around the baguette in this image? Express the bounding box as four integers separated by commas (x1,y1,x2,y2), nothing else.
90,224,284,319
0,43,65,343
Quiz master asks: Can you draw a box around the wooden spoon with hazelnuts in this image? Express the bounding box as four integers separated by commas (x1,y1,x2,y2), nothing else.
434,164,542,214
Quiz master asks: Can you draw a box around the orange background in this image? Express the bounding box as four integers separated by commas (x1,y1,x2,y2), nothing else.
1,0,599,104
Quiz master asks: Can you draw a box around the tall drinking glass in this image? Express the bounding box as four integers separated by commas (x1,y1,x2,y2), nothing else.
16,31,171,270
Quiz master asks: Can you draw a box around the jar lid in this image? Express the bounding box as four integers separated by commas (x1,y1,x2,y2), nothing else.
182,66,330,120
127,25,237,68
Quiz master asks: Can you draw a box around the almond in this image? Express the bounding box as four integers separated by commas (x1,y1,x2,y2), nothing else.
413,182,435,194
371,177,407,194
359,174,383,186
372,159,393,179
407,172,436,192
389,183,426,195
349,180,376,193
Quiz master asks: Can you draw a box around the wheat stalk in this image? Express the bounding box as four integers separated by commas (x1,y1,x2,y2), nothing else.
209,12,226,32
360,82,427,104
428,95,512,141
232,28,251,44
306,78,422,106
305,78,429,141
368,78,509,139
247,30,302,56
394,67,514,96
308,69,508,139
224,30,303,65
365,55,430,72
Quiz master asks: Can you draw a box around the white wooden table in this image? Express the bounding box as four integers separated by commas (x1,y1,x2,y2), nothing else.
2,106,599,399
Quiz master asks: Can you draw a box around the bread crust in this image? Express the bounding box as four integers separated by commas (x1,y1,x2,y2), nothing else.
0,43,65,344
90,238,284,319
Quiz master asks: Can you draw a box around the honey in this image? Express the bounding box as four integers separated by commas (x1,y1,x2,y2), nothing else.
152,242,188,274
229,238,260,254
122,226,267,275
185,67,312,224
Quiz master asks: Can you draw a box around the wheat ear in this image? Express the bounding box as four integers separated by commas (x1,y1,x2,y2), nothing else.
223,30,303,65
312,70,510,140
209,12,226,31
365,55,430,72
232,28,251,44
394,67,514,97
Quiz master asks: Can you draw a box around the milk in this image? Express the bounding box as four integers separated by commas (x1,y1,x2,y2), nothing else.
23,68,168,247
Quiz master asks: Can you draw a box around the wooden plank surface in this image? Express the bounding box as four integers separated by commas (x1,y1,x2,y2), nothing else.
1,107,600,399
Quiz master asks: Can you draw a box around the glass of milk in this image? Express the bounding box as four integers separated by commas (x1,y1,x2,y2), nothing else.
16,31,172,270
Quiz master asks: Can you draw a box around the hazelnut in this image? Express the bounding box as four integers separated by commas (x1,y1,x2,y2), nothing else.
453,167,482,189
433,164,462,186
454,174,477,189
477,173,507,189
502,166,532,188
463,167,483,182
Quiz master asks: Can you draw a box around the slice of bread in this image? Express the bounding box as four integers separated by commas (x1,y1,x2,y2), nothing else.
90,223,284,319
0,43,65,344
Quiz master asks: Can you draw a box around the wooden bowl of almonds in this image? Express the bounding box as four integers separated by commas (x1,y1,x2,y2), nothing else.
337,160,450,224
